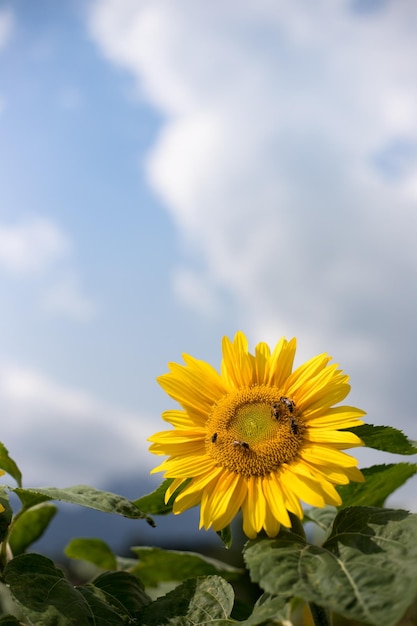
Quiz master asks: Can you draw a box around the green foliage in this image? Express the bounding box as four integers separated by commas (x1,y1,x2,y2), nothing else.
9,504,58,555
244,507,417,626
217,524,233,548
0,444,22,488
134,478,189,516
240,594,291,626
337,462,417,507
0,493,13,544
0,420,416,625
4,553,99,624
0,617,22,625
4,554,151,625
136,575,235,626
65,538,117,570
12,485,152,521
127,546,242,587
304,506,337,533
348,423,417,454
90,570,151,615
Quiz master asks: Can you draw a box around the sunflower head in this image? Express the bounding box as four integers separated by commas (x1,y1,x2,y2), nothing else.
148,332,365,539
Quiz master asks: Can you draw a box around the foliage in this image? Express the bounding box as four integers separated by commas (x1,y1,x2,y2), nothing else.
0,424,416,625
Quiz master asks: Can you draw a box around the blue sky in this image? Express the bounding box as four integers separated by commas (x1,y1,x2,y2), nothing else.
1,0,417,517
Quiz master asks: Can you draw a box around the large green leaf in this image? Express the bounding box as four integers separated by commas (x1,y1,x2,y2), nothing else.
240,594,291,626
65,537,117,570
337,463,417,508
137,575,235,626
4,554,150,626
12,485,152,521
92,571,151,614
9,504,58,555
134,478,189,516
244,507,417,626
304,507,337,533
4,553,94,625
0,443,22,487
127,546,242,587
74,586,127,625
349,424,417,455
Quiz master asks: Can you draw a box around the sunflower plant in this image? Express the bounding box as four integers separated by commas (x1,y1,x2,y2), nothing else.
0,332,417,626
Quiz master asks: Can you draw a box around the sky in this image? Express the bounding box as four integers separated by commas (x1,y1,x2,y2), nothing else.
1,0,417,519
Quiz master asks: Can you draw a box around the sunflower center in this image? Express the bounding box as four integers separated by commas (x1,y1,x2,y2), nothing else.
205,385,305,477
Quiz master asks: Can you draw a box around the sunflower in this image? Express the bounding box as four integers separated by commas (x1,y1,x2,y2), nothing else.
148,332,365,538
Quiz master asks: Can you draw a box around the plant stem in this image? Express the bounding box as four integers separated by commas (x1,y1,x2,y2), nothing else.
309,602,332,626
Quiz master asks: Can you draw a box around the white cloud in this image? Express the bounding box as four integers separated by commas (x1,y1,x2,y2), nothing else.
88,0,417,309
41,271,96,321
172,266,220,317
0,359,154,486
88,0,417,452
0,215,96,321
0,216,70,274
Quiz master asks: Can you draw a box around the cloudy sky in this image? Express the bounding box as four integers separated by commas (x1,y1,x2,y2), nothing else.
1,0,417,512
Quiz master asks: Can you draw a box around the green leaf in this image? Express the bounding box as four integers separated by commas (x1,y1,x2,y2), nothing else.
9,504,58,555
134,478,189,516
137,575,235,626
75,586,127,625
4,554,149,625
12,487,51,509
4,553,94,625
65,537,117,570
0,443,22,487
92,571,151,614
12,485,153,521
241,594,291,626
304,507,337,533
348,424,417,455
0,617,22,625
0,491,13,543
337,463,417,508
127,546,242,587
217,524,233,549
244,507,417,626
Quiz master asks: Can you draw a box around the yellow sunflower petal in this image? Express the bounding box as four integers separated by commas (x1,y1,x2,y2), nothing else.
158,357,226,417
151,452,215,477
267,337,297,387
284,353,331,393
303,428,364,448
221,332,253,388
201,470,246,531
280,466,325,508
303,405,366,426
165,477,187,503
300,445,359,468
241,476,267,538
264,505,281,538
161,410,198,428
211,475,247,531
254,341,270,384
173,469,222,515
262,473,292,527
299,384,352,413
148,438,205,457
279,476,304,519
148,429,205,444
